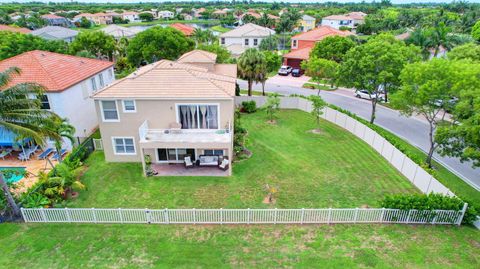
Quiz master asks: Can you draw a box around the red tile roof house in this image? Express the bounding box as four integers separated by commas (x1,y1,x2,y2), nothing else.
0,50,115,149
282,26,354,71
169,23,195,36
0,24,31,34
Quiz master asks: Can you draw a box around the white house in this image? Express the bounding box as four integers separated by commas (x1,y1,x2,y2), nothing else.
158,10,175,19
0,50,115,149
219,23,275,56
121,11,140,22
31,26,78,43
321,15,355,29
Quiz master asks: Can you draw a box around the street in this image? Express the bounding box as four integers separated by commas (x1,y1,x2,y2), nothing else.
238,79,480,191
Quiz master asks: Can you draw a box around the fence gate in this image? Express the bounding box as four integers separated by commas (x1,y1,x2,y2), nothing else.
93,139,103,150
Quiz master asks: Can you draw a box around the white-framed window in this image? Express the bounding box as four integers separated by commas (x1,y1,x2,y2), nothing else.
91,77,97,92
244,38,249,46
112,137,136,155
176,104,219,129
253,38,258,46
40,94,50,110
99,73,105,87
122,100,136,113
100,100,119,122
204,149,224,156
292,39,297,48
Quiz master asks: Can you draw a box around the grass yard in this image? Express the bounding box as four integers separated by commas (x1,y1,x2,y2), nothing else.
211,25,230,33
302,82,337,91
68,109,417,209
0,223,478,268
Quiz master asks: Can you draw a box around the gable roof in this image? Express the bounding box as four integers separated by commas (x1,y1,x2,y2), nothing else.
177,50,217,64
93,60,236,99
283,47,312,60
41,14,65,20
292,26,353,41
219,23,274,38
302,15,315,21
0,50,113,92
31,26,78,39
169,23,195,36
0,24,31,34
323,15,352,21
101,25,140,38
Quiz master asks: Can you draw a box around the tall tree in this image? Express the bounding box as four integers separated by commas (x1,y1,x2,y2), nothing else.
237,48,266,96
259,35,279,51
390,59,455,167
0,32,68,61
301,57,339,95
426,22,453,57
448,43,480,61
339,34,420,123
192,28,216,45
276,10,301,49
471,20,480,42
70,31,116,60
45,118,75,163
257,13,275,28
197,43,231,63
127,26,195,66
310,36,356,63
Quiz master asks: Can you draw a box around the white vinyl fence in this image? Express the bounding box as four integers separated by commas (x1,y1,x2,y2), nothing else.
93,138,103,150
235,97,455,197
21,206,467,225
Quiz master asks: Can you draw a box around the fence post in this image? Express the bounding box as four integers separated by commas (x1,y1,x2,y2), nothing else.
301,208,305,224
354,208,358,224
406,210,412,224
380,208,385,223
91,208,97,223
328,208,332,224
247,208,251,225
220,208,223,225
20,208,26,223
66,208,71,223
118,208,123,224
164,208,169,224
457,203,468,226
193,208,196,225
40,207,47,222
145,208,151,224
274,208,278,224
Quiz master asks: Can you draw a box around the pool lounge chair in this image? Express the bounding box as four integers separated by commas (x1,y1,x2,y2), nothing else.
53,149,67,161
25,145,39,157
0,149,12,160
38,148,53,159
18,152,29,161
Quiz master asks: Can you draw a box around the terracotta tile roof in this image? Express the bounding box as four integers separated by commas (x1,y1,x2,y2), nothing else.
347,12,367,20
177,50,217,64
213,64,237,78
283,47,312,60
0,50,113,92
169,23,195,36
292,26,354,41
93,60,236,99
0,24,31,34
323,15,352,21
395,32,411,41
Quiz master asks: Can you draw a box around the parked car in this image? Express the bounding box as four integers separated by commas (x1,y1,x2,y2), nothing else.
291,68,302,77
278,65,292,76
355,90,385,101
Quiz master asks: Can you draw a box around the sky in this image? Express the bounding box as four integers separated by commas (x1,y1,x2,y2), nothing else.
1,0,480,4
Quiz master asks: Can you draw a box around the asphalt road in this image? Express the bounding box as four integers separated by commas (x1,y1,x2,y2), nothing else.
238,79,480,191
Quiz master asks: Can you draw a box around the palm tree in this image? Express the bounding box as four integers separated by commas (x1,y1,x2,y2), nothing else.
257,13,274,28
427,22,452,57
192,28,216,45
406,29,432,60
256,59,268,96
237,49,267,96
45,118,76,163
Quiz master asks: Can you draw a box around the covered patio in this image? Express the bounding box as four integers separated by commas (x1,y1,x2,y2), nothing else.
151,163,229,177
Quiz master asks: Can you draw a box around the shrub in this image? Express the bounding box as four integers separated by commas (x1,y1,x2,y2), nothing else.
241,101,257,113
380,193,477,225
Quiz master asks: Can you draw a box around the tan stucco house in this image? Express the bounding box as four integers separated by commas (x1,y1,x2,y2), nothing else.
92,50,237,176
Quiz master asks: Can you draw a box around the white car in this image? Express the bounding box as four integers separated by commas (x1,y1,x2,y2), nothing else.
278,65,292,76
355,90,385,101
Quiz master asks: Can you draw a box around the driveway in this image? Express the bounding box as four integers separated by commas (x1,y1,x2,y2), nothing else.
238,79,480,191
267,74,311,88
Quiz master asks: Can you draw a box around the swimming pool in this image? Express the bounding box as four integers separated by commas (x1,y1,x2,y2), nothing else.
0,167,26,183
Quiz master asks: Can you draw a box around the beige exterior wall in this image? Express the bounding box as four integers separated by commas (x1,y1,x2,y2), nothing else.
95,98,234,164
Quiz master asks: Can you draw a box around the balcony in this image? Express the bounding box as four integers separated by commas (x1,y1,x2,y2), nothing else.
138,120,232,147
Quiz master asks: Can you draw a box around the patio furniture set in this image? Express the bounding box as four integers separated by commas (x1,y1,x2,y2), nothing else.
184,155,229,171
0,146,67,162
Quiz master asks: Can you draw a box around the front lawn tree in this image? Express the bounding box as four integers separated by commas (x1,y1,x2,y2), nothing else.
264,93,280,123
339,34,420,123
70,31,116,60
310,36,356,62
237,48,266,96
127,26,195,66
301,57,338,95
309,95,327,132
390,59,454,167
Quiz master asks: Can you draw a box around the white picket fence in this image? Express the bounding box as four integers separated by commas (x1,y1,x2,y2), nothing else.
21,206,467,225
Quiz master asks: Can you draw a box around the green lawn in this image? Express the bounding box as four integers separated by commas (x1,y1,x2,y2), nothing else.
211,25,230,33
239,89,280,96
303,82,337,91
1,223,478,268
68,109,416,209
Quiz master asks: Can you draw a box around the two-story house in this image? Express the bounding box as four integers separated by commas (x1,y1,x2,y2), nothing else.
283,26,353,70
121,11,140,22
297,15,316,32
31,26,79,43
0,50,115,149
219,23,275,56
321,15,355,30
92,50,237,176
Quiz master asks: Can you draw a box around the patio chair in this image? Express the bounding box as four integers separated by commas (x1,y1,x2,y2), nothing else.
38,148,53,159
184,156,194,169
219,159,229,171
52,149,67,161
18,152,29,162
26,145,39,157
0,149,12,160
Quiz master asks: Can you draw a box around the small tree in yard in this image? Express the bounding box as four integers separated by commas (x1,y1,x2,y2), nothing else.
390,59,454,168
264,93,280,123
309,95,327,132
301,57,338,95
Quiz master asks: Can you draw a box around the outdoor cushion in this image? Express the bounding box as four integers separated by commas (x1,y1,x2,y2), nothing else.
199,156,218,166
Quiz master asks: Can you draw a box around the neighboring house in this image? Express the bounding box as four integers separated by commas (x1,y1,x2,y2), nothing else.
41,14,73,27
181,13,193,21
297,15,316,32
74,13,113,25
321,15,354,30
31,26,79,43
92,50,237,176
346,12,367,26
120,11,140,22
101,25,140,39
0,24,31,34
213,10,228,18
170,23,195,36
158,10,175,19
0,50,115,149
192,8,206,18
219,23,275,56
283,26,353,70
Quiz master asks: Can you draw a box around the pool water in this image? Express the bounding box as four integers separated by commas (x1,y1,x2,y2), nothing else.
0,167,26,183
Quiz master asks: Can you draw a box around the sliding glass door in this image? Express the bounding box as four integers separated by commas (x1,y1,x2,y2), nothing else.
157,148,195,163
178,104,218,129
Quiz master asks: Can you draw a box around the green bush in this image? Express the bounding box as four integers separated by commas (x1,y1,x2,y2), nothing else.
380,194,477,225
241,101,257,113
